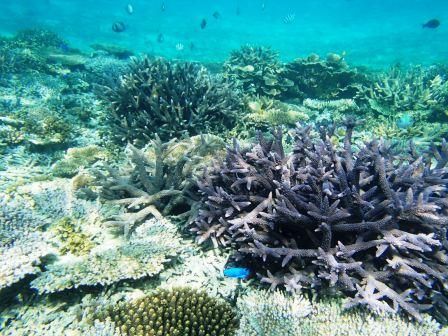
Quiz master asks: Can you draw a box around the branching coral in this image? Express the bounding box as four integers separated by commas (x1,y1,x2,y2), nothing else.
192,119,448,322
92,287,239,336
104,56,242,145
284,53,366,101
223,45,294,97
96,134,225,236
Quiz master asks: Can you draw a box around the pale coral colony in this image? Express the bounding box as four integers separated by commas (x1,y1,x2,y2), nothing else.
1,27,448,336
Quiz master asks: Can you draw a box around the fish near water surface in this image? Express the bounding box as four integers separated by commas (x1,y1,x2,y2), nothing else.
423,19,440,29
126,4,133,15
112,21,126,33
200,19,207,29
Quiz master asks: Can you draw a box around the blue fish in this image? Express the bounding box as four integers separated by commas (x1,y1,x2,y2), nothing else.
223,267,250,279
396,114,414,129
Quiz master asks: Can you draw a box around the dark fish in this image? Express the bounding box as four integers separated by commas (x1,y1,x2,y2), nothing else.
112,21,126,33
423,19,440,29
213,11,220,19
190,42,195,50
161,2,166,12
157,33,164,43
200,18,207,29
236,7,240,16
59,43,70,53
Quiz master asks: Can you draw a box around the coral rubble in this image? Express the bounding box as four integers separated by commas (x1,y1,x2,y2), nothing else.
193,119,448,322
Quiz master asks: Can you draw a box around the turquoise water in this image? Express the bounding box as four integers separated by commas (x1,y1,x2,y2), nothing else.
1,0,447,67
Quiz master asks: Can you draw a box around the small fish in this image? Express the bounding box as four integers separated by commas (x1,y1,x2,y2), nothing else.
190,42,195,50
423,19,440,29
396,114,414,129
213,11,220,19
126,4,133,15
261,2,266,11
283,12,296,24
59,42,70,53
236,6,240,16
175,43,184,51
223,267,250,279
112,21,126,33
200,18,207,29
157,33,164,43
161,2,166,12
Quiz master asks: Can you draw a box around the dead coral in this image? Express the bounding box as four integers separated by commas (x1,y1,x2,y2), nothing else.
192,119,448,322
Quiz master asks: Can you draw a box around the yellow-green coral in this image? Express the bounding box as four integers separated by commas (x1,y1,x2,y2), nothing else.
50,217,94,256
52,145,108,177
94,287,239,336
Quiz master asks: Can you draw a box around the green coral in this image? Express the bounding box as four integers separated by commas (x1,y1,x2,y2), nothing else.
284,53,366,101
50,217,94,256
223,45,293,97
93,287,239,336
105,56,242,145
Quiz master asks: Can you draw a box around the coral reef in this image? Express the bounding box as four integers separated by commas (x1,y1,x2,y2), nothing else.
223,45,293,97
96,134,225,236
236,289,311,336
193,120,448,322
31,217,183,294
50,217,95,256
51,145,108,177
104,56,242,145
93,287,239,336
237,290,444,336
284,53,367,101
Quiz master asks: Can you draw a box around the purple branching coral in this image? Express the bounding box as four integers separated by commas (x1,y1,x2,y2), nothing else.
192,119,448,322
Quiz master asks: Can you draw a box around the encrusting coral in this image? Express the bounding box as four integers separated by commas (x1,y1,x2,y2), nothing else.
192,118,448,322
104,56,242,145
92,287,239,336
223,45,294,98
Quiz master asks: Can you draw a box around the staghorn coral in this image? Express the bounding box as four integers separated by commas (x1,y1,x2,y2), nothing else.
96,134,225,236
236,289,311,336
104,56,242,145
193,119,448,322
92,287,239,336
284,53,366,101
31,217,183,294
223,45,293,97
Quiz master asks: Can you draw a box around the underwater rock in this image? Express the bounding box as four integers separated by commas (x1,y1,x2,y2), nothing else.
193,119,448,322
103,56,243,145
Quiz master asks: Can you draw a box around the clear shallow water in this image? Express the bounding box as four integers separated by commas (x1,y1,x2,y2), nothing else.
0,0,447,67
